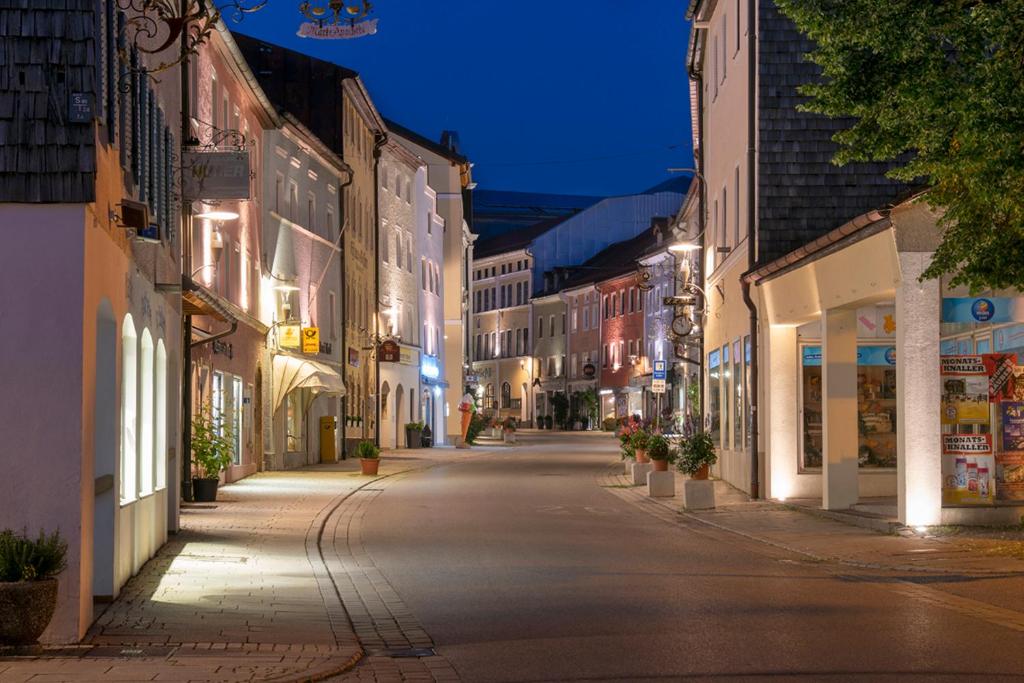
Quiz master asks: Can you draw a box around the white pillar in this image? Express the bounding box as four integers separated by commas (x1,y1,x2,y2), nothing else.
766,325,799,500
896,252,942,525
822,307,859,510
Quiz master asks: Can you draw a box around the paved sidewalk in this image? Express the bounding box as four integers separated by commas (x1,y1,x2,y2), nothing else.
600,461,1024,576
0,449,461,683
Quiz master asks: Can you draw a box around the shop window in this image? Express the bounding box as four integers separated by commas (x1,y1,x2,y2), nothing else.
801,344,897,469
722,344,732,450
744,336,752,448
501,382,511,408
707,349,721,447
733,339,743,449
232,376,243,466
120,315,138,505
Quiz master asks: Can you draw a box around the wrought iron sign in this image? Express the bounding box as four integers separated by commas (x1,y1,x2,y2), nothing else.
117,0,268,75
297,1,378,38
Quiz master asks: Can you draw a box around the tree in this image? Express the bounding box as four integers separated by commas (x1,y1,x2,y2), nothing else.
775,0,1024,291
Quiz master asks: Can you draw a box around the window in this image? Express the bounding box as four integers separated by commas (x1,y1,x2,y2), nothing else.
708,349,722,447
571,306,578,332
723,186,729,248
307,193,316,233
501,382,511,408
289,181,299,222
120,315,137,504
629,287,636,313
516,282,522,305
722,344,732,450
407,236,413,272
733,339,743,450
570,353,578,378
549,315,555,337
638,287,644,311
583,303,589,330
475,290,481,312
561,313,565,335
538,316,544,338
138,330,154,497
396,230,403,267
712,34,719,99
422,258,427,290
627,339,634,359
592,300,599,328
603,344,609,368
233,375,243,466
516,328,523,356
286,390,304,451
734,166,741,246
155,340,167,491
604,295,610,319
720,14,727,82
326,205,335,241
735,0,741,51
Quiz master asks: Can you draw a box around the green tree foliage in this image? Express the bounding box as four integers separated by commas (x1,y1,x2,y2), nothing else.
776,0,1024,290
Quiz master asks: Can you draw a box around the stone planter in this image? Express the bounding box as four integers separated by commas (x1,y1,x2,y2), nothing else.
503,430,517,444
405,428,423,449
0,578,57,651
192,477,219,503
360,458,380,475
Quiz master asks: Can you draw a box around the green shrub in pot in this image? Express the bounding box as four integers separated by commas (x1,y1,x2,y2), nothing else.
0,529,68,650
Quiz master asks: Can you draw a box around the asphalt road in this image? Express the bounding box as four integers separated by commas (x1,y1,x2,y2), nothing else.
354,431,1024,682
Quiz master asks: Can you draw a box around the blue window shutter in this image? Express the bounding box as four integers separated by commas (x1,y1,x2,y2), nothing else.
165,128,176,242
117,12,128,169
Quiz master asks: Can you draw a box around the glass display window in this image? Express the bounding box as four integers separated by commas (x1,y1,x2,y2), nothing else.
800,344,898,470
708,349,721,446
722,344,732,451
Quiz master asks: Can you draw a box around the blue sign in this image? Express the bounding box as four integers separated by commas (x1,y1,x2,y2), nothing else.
942,297,1024,324
802,345,896,367
653,360,666,380
708,349,721,369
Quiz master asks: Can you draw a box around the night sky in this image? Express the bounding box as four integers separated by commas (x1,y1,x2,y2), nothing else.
230,1,694,197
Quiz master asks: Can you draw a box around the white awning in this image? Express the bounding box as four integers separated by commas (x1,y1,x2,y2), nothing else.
272,354,346,411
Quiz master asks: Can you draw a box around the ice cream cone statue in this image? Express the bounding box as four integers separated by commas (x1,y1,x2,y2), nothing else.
458,393,475,447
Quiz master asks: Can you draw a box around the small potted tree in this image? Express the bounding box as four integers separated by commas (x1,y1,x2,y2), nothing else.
0,529,67,653
405,421,424,449
647,433,676,471
357,440,380,475
630,428,651,463
677,431,717,479
502,417,518,444
191,410,234,503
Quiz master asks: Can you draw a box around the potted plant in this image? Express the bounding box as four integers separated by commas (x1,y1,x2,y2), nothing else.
647,433,677,471
466,412,487,445
630,428,652,463
544,415,553,429
191,410,234,502
405,421,424,449
677,431,717,480
502,417,518,443
357,440,380,475
0,529,67,652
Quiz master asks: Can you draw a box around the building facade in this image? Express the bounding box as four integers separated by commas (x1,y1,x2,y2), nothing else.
598,272,647,420
377,141,425,448
0,2,184,641
531,292,568,426
564,283,602,427
470,249,533,423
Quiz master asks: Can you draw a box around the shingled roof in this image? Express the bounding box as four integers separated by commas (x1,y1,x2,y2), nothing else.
0,0,97,202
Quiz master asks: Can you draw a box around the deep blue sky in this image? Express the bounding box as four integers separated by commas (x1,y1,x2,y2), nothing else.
233,2,694,197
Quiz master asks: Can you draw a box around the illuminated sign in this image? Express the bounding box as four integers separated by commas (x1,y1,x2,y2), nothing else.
280,324,301,349
302,327,320,354
422,356,440,379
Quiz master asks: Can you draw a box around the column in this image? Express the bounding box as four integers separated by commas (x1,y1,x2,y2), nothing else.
896,252,942,525
822,307,859,510
766,325,799,500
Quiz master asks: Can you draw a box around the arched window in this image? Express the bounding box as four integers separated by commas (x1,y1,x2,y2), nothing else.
138,329,154,497
155,340,167,491
120,315,138,504
501,382,511,409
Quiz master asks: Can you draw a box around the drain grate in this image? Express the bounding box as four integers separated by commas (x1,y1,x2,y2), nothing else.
385,647,435,658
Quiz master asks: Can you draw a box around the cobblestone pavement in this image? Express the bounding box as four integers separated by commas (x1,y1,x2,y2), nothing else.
0,450,470,683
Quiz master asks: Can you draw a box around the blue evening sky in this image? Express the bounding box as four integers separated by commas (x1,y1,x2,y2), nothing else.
232,2,694,197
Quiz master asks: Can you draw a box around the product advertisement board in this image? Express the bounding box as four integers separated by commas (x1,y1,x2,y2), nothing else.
940,356,989,425
941,435,994,505
998,402,1024,501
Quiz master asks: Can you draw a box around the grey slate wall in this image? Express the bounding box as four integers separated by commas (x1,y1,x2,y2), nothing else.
0,1,97,202
757,0,908,265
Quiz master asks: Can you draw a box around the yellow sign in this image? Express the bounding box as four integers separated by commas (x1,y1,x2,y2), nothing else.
302,327,320,354
280,324,301,349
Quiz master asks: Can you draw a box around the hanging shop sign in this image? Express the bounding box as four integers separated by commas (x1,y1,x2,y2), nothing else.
297,1,377,39
298,18,377,38
379,339,400,363
400,346,419,366
182,151,251,200
302,327,320,354
280,324,302,349
942,297,1024,324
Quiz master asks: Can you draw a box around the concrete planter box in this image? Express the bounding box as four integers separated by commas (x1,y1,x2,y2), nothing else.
405,428,423,449
0,578,57,651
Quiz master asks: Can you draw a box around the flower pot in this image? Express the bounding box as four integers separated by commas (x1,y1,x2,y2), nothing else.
360,458,380,475
192,477,219,503
635,448,649,464
651,458,669,472
691,463,710,480
405,429,423,449
0,578,57,650
503,431,516,444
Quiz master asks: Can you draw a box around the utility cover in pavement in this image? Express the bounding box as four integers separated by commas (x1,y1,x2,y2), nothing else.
385,647,436,658
85,645,176,658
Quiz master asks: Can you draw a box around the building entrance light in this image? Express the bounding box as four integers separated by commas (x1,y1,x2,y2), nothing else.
668,241,701,253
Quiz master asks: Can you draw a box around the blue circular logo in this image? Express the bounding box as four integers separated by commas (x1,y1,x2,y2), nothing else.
884,347,896,365
972,298,995,322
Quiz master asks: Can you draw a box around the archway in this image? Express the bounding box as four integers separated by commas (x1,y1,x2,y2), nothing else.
380,381,391,448
93,299,117,600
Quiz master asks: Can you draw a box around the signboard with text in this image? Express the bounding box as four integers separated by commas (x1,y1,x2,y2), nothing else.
302,327,319,354
182,151,251,200
280,324,301,349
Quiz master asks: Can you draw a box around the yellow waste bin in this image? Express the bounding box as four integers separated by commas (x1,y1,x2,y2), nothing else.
320,416,337,463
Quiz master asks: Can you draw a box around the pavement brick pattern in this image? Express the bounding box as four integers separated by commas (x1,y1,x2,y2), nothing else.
0,452,461,683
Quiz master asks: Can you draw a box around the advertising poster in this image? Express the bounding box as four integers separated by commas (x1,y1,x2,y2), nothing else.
941,434,995,505
996,401,1024,502
940,356,989,425
983,353,1019,402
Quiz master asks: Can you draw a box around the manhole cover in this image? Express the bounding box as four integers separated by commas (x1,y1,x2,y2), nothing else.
385,647,435,658
85,645,176,658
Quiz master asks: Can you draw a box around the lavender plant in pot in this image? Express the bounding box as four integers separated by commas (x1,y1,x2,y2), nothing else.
0,529,67,653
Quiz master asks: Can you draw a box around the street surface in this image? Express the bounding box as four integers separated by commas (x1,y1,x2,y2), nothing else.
340,431,1024,682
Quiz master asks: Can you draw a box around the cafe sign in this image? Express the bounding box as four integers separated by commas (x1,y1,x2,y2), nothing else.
379,339,400,363
182,151,251,200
